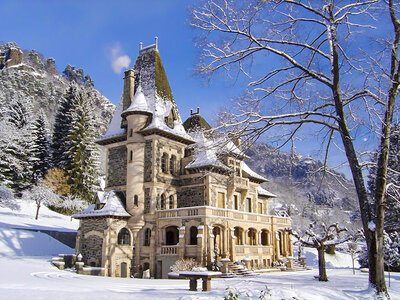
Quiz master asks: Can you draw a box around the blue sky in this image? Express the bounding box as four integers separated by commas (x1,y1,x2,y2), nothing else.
0,0,242,123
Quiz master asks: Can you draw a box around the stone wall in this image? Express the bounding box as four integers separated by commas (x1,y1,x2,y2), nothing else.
144,140,152,182
177,186,205,207
107,146,127,187
81,235,103,266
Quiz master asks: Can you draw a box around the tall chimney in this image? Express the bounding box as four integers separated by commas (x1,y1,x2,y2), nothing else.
123,69,135,111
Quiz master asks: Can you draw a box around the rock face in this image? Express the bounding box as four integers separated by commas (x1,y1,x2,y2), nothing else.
246,143,361,231
0,42,115,133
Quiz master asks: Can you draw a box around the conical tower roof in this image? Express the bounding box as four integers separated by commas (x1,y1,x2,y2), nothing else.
121,84,151,117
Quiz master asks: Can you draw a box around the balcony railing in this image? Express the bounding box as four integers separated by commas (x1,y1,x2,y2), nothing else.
160,245,178,255
235,245,273,255
156,206,290,225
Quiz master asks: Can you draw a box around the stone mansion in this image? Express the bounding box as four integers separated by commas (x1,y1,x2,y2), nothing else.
73,40,293,279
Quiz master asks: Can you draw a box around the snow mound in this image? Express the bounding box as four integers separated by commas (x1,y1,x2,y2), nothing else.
303,247,360,269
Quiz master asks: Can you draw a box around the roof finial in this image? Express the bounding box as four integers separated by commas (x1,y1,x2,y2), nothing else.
190,109,193,115
139,42,143,50
197,107,200,114
155,36,158,51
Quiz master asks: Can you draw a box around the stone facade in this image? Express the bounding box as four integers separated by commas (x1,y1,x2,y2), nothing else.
75,42,293,279
107,146,127,187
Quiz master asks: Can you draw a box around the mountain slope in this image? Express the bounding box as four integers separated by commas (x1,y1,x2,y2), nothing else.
246,143,360,231
0,42,114,133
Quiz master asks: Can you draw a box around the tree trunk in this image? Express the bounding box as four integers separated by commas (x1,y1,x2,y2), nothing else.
326,6,388,295
35,204,40,220
317,247,328,282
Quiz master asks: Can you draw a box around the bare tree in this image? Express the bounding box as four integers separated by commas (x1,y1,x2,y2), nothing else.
191,0,399,297
289,222,350,281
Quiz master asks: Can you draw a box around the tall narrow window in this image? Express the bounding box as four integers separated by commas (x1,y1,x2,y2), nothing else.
134,195,138,206
246,198,252,212
161,153,168,173
258,202,263,214
129,129,133,137
144,228,151,246
129,150,133,162
234,195,239,210
217,192,225,208
161,194,166,210
169,195,174,209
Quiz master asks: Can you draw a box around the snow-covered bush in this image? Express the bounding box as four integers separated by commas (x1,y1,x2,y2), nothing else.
170,258,200,273
54,194,86,215
0,184,18,209
358,231,400,272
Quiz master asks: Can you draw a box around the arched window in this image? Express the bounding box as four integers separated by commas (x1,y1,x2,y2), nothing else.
134,195,138,206
170,155,176,175
118,228,131,245
144,228,151,246
169,195,174,209
234,227,243,245
161,194,166,210
189,226,198,245
248,228,257,245
161,153,168,173
261,230,269,246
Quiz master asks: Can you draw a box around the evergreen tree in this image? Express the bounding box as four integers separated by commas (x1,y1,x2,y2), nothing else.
0,98,34,191
31,111,51,181
63,88,99,203
52,86,78,168
369,124,400,233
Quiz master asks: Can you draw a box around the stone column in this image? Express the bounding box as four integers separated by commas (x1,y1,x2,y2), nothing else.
229,227,236,261
178,226,186,259
197,225,204,265
243,258,252,270
207,226,214,268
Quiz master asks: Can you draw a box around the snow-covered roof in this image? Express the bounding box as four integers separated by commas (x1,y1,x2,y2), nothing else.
97,97,126,141
72,191,130,218
141,94,193,142
121,84,151,115
242,162,268,182
257,186,276,198
185,131,230,170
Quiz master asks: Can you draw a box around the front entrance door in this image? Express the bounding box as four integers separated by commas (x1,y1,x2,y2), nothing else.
121,262,127,277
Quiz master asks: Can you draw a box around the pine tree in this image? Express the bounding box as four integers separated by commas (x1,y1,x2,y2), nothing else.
52,86,79,168
31,111,51,181
0,98,34,191
63,89,99,203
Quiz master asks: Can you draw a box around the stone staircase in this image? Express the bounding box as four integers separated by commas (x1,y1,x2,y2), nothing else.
286,259,309,271
226,262,258,277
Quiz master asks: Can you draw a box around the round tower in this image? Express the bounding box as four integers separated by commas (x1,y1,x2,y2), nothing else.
121,84,152,230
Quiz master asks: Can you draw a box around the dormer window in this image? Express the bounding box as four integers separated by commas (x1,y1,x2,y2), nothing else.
164,108,177,129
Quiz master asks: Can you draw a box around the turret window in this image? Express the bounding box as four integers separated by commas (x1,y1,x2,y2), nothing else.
129,150,133,162
134,195,138,206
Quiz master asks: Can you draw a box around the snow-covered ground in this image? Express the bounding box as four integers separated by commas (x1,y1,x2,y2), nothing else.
0,201,399,299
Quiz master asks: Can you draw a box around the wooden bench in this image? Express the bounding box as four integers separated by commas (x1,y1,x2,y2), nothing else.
178,271,222,292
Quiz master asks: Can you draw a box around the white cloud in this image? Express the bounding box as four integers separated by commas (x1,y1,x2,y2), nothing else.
110,43,131,74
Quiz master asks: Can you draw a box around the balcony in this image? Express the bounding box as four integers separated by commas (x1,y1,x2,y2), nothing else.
232,176,249,190
160,245,178,255
156,206,290,226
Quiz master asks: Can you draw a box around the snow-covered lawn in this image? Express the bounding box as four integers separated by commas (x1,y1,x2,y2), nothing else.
0,201,399,299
